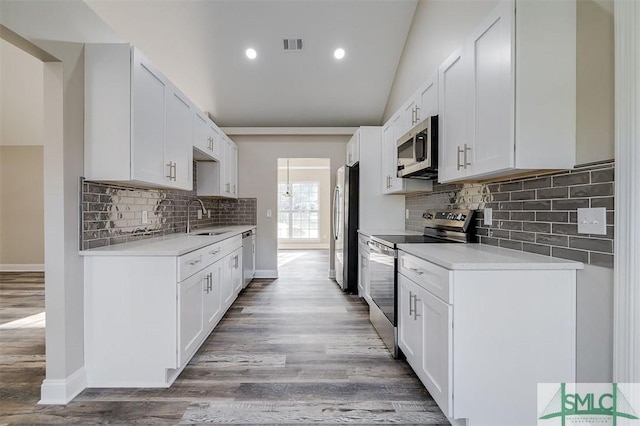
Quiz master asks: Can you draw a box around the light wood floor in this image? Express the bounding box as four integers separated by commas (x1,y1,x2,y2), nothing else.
0,251,448,424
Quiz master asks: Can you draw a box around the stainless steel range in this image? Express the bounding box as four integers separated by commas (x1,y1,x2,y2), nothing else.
368,209,477,357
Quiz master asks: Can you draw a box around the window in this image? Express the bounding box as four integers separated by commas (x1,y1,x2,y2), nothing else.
278,182,320,239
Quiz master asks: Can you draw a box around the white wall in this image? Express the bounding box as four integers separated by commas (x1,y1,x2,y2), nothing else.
277,158,331,250
0,0,121,403
382,0,498,122
235,135,348,276
0,39,45,269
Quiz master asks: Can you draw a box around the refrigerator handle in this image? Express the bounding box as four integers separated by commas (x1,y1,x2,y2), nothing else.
332,185,339,240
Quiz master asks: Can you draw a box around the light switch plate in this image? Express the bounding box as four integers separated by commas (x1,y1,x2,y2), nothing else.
267,209,272,218
577,207,607,235
484,207,493,226
197,209,202,220
141,210,148,224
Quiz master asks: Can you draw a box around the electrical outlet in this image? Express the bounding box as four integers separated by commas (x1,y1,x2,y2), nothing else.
577,207,606,235
484,207,493,226
197,209,202,219
405,209,410,219
207,210,211,219
141,210,148,224
266,209,272,218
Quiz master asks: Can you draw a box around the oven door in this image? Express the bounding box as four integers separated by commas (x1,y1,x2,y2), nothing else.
367,241,397,326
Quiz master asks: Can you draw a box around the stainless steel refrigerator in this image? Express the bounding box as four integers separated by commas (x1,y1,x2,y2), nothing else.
333,164,359,293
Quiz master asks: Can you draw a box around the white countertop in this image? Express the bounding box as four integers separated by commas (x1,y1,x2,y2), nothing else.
398,243,584,270
80,225,256,257
358,229,422,237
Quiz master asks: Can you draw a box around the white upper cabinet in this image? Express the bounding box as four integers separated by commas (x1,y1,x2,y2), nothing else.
346,131,360,166
85,43,193,190
438,0,576,183
196,135,238,199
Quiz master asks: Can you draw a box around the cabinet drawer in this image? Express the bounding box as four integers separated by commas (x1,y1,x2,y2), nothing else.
223,235,242,252
398,251,451,303
358,234,370,246
178,242,223,282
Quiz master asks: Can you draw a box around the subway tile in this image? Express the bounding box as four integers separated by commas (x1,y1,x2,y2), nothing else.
552,172,590,187
480,236,499,246
491,193,511,202
569,237,613,253
552,199,590,210
591,168,614,183
499,201,524,211
590,253,614,269
499,182,523,192
498,221,523,231
551,223,578,235
591,197,614,210
510,231,536,242
499,239,523,251
523,177,551,190
523,222,551,233
493,211,510,220
522,243,551,256
569,212,577,223
488,229,511,239
536,187,569,200
476,228,489,237
535,211,568,223
510,190,536,201
523,200,552,210
552,247,589,263
536,233,569,247
510,211,535,221
569,183,614,198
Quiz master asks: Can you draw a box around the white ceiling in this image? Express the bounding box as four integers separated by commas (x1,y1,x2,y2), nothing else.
84,0,418,128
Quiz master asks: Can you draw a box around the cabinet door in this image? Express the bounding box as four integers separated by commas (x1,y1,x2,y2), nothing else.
467,1,514,176
165,89,193,190
192,110,210,156
397,275,421,366
131,52,166,186
222,253,235,309
417,72,438,119
402,98,417,133
203,260,223,331
210,125,221,160
416,286,453,418
178,272,205,366
346,131,360,166
232,248,243,295
230,142,238,198
438,48,469,183
381,121,396,194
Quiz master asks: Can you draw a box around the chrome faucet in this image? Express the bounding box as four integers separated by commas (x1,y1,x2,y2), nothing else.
187,198,207,234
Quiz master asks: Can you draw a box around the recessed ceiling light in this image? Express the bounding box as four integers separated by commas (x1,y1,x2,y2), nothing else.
246,48,257,59
334,48,345,60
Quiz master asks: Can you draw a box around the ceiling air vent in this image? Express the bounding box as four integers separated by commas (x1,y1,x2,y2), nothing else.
283,38,303,51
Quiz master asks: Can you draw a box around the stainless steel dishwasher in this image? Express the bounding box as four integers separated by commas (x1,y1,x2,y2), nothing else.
242,229,255,288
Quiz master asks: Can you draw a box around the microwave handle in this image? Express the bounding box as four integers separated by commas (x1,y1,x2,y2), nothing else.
414,132,427,162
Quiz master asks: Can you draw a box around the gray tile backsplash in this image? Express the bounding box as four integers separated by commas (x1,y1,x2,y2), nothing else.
81,162,256,250
405,160,615,268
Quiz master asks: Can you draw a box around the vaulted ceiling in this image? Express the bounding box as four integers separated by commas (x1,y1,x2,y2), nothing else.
84,0,418,127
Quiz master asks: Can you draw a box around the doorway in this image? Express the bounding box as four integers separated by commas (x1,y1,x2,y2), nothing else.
276,158,331,267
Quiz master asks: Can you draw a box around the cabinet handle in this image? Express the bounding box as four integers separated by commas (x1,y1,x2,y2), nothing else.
235,255,239,268
463,143,471,169
204,274,210,293
415,106,420,123
166,161,174,179
208,272,213,291
409,267,424,276
210,248,221,255
409,291,415,316
225,183,230,193
189,257,202,266
413,295,421,319
456,146,463,170
232,185,236,194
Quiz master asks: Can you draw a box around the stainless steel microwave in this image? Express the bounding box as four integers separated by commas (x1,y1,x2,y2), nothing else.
396,115,438,179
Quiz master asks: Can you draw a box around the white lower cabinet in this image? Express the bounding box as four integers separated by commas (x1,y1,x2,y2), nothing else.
84,234,246,388
398,250,576,426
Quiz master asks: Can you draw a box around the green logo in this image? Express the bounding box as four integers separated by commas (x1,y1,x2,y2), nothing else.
539,383,639,425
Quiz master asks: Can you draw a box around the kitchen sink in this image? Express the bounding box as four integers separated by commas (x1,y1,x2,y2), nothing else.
193,231,226,236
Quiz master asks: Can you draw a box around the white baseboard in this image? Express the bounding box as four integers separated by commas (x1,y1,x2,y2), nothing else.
0,264,45,272
254,270,278,279
39,366,87,405
328,269,336,279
